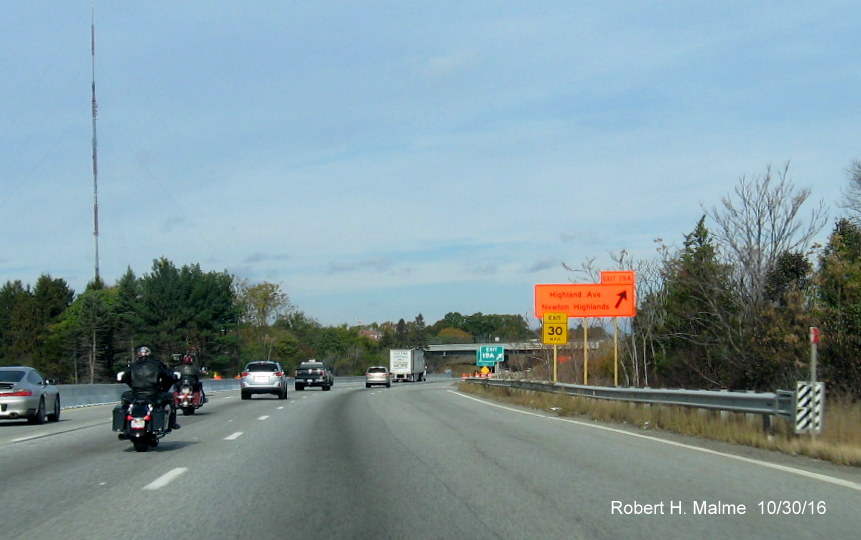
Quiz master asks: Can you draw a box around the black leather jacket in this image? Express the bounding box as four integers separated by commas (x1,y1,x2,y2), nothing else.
122,356,176,399
176,362,203,381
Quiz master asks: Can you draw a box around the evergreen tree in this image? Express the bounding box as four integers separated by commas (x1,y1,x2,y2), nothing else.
817,219,861,396
653,217,738,388
409,314,428,348
0,280,28,362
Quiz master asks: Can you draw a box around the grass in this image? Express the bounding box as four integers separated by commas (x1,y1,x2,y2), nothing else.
457,381,861,467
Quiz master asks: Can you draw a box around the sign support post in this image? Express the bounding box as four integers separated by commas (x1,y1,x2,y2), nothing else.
583,318,589,386
613,317,619,386
810,327,819,382
542,312,567,384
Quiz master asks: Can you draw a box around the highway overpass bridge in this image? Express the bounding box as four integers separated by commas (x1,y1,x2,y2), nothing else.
425,341,601,357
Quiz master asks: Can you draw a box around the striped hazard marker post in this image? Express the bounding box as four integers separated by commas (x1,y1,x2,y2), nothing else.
795,381,825,435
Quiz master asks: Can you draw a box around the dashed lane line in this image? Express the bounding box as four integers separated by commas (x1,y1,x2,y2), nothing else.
143,467,188,491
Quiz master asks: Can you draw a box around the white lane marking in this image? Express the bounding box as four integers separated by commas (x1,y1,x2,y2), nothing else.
258,415,270,421
143,467,188,491
224,432,243,440
276,406,285,410
449,390,861,492
12,434,43,443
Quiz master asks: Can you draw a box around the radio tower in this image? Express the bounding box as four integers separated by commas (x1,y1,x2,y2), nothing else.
91,2,101,282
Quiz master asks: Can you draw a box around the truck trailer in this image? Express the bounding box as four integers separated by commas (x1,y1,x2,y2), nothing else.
389,348,426,382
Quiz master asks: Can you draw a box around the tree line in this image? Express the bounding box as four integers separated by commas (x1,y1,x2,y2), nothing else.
3,162,859,397
592,163,861,398
0,259,534,383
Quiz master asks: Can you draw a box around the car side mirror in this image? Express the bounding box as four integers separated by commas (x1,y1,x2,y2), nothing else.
173,371,181,380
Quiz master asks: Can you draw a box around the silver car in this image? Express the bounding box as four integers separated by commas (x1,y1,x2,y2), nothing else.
240,361,288,400
365,366,391,388
0,366,61,424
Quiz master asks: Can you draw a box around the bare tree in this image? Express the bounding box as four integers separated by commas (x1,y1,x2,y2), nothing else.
705,162,827,307
563,249,658,387
840,160,861,224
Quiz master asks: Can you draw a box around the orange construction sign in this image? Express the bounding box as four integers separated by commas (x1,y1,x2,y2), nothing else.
600,271,635,285
535,283,636,318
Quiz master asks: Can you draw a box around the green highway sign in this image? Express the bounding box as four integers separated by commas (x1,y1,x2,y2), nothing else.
477,345,505,366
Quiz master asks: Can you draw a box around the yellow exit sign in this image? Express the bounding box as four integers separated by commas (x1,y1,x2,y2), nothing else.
543,312,568,344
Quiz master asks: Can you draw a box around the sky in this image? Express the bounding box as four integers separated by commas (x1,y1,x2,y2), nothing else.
0,1,857,327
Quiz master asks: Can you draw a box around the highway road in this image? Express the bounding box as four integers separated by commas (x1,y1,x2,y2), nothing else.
1,379,860,539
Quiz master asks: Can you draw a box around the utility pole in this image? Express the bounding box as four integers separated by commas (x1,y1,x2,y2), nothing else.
90,2,100,382
91,2,100,282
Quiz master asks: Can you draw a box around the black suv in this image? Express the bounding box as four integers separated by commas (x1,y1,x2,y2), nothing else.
294,360,333,391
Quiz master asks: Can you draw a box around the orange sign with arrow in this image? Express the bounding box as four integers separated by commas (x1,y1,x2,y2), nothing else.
534,283,636,318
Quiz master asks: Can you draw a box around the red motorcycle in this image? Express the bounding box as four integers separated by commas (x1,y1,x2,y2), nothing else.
172,375,204,415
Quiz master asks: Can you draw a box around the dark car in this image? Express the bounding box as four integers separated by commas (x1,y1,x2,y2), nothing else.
0,366,61,424
240,361,288,400
294,360,333,391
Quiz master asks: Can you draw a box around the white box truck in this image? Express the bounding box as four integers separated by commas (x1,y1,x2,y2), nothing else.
389,348,426,382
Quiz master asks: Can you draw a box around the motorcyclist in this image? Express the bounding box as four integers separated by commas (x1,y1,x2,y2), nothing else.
120,346,180,430
175,354,207,404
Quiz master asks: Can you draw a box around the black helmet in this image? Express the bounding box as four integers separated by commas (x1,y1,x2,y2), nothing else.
137,346,152,357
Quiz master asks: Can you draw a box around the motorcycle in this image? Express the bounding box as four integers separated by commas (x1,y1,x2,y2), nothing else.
173,374,205,416
113,398,174,452
113,370,175,452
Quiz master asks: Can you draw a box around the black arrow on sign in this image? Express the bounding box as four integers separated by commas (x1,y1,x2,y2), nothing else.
615,290,628,308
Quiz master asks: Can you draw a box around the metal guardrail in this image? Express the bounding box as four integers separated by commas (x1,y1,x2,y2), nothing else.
57,379,241,409
466,378,796,430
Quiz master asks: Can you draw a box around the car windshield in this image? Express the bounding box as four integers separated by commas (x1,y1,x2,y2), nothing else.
367,367,387,374
0,370,25,383
246,363,276,372
299,364,324,370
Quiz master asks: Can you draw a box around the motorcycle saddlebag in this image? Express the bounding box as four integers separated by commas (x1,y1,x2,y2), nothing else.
150,407,168,431
112,406,125,432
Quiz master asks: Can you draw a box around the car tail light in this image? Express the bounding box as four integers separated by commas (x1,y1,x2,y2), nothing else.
275,372,283,377
1,390,33,397
241,372,249,377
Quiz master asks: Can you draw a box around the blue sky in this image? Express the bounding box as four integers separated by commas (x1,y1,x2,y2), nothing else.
0,1,856,327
